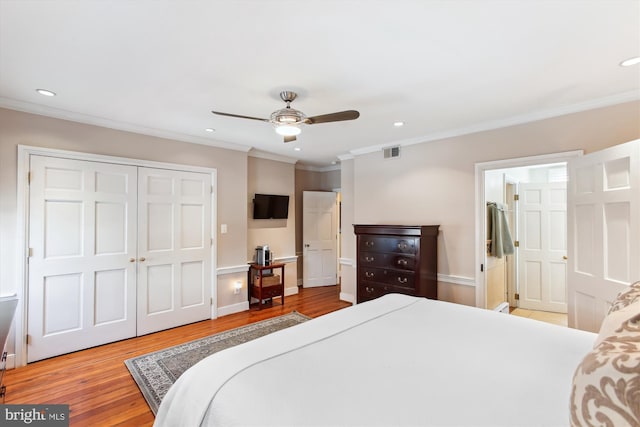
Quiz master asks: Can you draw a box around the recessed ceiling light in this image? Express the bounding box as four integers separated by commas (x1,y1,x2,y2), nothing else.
393,121,404,127
294,147,301,151
36,88,56,97
620,56,640,67
205,128,215,132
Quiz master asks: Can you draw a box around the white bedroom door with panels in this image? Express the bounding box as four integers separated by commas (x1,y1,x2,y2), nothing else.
302,191,337,287
518,182,568,313
136,167,212,336
27,156,138,362
567,139,639,332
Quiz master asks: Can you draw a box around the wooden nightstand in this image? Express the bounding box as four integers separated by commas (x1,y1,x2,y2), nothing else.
248,263,285,309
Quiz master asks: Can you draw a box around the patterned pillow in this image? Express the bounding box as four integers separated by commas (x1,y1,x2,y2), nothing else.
594,300,640,348
608,281,640,314
570,314,640,426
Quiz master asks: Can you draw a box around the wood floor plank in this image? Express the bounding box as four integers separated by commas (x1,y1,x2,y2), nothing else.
4,285,351,426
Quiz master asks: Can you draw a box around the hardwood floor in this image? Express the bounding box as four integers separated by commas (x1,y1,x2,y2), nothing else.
4,285,352,427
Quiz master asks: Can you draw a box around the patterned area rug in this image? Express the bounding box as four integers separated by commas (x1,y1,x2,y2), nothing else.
124,312,310,414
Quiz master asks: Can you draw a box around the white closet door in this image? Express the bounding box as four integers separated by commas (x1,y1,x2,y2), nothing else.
27,156,137,362
137,167,212,335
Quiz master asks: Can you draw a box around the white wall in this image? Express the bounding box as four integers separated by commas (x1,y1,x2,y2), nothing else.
342,101,640,306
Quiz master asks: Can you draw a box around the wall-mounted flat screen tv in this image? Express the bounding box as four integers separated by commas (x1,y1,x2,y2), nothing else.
253,194,290,219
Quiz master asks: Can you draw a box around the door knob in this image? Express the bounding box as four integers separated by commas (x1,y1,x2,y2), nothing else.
563,256,568,260
129,258,136,263
139,257,146,262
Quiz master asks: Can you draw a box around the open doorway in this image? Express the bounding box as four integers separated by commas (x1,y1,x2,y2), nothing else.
485,163,568,315
474,150,582,313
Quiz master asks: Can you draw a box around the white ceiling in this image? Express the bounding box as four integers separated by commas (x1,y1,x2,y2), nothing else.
1,0,639,168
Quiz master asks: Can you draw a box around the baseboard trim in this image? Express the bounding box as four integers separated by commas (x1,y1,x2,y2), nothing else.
217,301,249,317
340,292,355,304
284,286,299,296
5,353,15,370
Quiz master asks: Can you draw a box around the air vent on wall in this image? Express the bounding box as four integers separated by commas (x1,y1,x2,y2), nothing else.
383,146,400,159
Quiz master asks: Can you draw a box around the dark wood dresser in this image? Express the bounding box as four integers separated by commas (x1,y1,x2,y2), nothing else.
354,225,439,303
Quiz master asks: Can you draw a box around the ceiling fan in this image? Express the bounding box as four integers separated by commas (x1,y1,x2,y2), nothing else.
212,91,360,143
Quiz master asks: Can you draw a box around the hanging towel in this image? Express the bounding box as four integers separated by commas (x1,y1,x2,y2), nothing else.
487,202,515,258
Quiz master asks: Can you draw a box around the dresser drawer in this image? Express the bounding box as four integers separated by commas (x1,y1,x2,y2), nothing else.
359,236,417,254
359,267,415,290
358,252,416,271
251,283,283,300
358,282,415,302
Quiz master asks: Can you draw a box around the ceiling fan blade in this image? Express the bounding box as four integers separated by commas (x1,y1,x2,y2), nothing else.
211,110,269,122
283,135,297,143
305,110,360,124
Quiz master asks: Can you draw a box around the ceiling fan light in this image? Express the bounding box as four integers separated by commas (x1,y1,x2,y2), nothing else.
275,124,301,136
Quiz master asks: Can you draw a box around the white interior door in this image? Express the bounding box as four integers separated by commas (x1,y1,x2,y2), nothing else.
27,156,137,362
137,167,212,335
518,182,568,313
567,139,639,332
302,191,337,287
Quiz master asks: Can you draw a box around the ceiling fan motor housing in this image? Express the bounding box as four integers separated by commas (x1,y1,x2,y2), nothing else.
279,91,298,103
271,107,306,125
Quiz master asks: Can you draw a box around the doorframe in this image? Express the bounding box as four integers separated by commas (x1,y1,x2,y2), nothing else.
503,176,518,308
474,150,582,309
15,145,218,367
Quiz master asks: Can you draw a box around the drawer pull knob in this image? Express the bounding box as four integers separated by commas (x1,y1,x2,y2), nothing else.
397,277,408,284
397,241,408,250
397,258,408,266
365,256,375,262
365,271,375,278
365,287,374,293
365,241,375,247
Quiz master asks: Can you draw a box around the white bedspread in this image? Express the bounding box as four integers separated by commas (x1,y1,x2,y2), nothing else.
154,294,595,426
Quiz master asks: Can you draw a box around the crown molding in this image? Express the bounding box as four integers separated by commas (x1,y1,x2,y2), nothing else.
350,91,640,156
0,97,252,153
248,149,298,164
295,163,341,172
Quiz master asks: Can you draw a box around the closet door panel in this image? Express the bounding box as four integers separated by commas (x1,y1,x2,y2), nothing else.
137,167,212,335
28,156,137,362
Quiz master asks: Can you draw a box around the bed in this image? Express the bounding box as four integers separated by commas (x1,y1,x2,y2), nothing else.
154,288,640,427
